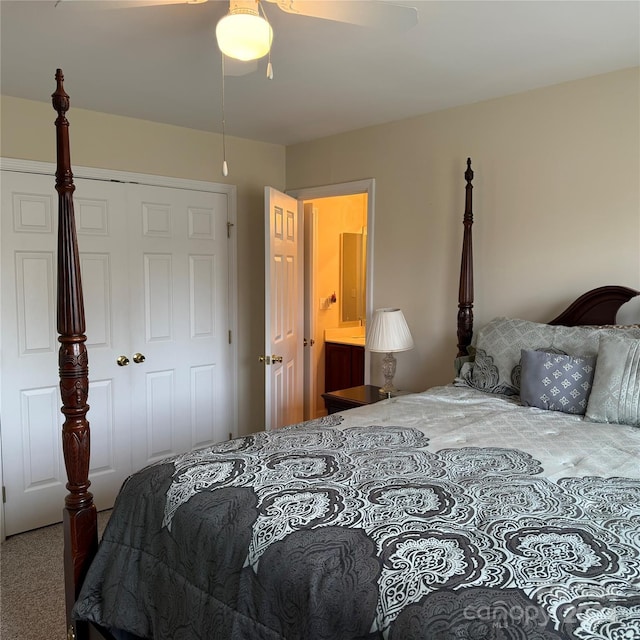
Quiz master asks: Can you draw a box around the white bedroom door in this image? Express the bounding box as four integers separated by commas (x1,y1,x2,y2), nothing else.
264,187,304,430
0,167,234,535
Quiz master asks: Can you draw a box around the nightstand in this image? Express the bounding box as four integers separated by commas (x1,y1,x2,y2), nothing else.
322,384,386,414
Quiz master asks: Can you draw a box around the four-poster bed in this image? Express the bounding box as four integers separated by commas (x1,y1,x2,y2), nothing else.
52,69,99,640
52,70,640,640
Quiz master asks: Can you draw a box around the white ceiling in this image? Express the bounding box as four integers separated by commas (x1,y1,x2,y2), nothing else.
1,0,639,146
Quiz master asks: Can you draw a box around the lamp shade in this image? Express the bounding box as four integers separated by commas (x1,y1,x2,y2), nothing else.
216,2,273,62
367,308,414,353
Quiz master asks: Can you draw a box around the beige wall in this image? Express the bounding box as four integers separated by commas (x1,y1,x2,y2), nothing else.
1,95,286,435
2,66,639,429
287,67,640,393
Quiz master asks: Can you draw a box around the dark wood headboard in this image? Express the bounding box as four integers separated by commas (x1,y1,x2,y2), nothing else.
549,285,639,326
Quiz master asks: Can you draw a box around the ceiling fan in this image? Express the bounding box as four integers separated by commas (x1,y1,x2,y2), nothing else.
54,0,418,175
56,1,418,63
220,1,418,63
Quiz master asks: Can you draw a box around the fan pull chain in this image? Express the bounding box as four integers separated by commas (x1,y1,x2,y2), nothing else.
259,1,274,80
221,53,229,177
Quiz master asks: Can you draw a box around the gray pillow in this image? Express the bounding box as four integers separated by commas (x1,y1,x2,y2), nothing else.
457,317,640,396
464,318,557,395
585,335,640,427
520,349,596,415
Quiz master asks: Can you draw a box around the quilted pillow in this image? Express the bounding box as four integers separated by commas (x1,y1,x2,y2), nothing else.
461,318,557,395
520,349,596,415
585,335,640,427
457,317,640,396
552,323,640,355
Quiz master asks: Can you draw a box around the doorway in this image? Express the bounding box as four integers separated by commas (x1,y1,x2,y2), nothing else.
288,179,375,420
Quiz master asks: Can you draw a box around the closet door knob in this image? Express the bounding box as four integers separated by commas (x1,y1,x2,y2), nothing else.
116,355,130,367
133,353,146,364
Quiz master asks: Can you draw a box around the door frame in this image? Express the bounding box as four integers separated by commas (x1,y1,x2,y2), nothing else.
302,203,317,420
0,157,238,540
288,179,376,406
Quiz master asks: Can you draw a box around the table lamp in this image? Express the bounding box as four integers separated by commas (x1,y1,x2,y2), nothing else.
367,308,414,394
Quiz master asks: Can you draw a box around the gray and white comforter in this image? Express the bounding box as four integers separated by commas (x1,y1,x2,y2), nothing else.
74,385,640,639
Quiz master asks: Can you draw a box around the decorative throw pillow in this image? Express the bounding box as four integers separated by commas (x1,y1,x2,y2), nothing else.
456,318,640,396
520,349,596,415
585,335,640,427
464,318,557,396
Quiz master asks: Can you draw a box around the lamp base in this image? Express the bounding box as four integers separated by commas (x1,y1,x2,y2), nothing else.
379,352,397,395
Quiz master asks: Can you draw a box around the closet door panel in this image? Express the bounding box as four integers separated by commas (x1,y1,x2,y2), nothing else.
127,184,232,470
0,173,132,534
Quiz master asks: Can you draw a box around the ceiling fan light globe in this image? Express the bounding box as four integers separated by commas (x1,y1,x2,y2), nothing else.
216,13,273,62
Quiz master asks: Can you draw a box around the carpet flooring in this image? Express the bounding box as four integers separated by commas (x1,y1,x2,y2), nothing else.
0,510,111,640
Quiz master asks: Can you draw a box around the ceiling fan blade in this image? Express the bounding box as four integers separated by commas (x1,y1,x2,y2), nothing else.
54,0,202,9
269,1,418,31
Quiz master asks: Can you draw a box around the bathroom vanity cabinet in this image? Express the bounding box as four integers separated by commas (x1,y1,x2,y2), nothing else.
324,341,365,393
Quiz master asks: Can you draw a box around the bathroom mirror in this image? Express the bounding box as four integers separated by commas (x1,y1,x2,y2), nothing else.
340,231,366,325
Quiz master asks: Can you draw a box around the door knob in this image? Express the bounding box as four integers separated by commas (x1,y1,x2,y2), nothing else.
116,355,130,367
132,352,146,364
259,355,271,365
271,355,283,363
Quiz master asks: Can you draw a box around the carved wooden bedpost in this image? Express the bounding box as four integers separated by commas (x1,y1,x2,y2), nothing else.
457,158,474,356
53,69,97,640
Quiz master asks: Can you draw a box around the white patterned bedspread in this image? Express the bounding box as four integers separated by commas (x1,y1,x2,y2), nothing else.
74,385,640,640
348,385,640,481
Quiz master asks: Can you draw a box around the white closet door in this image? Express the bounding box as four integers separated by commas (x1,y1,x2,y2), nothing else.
126,184,232,471
1,173,132,535
1,171,234,535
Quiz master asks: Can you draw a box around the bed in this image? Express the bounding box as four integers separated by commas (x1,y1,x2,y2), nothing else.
52,70,640,640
